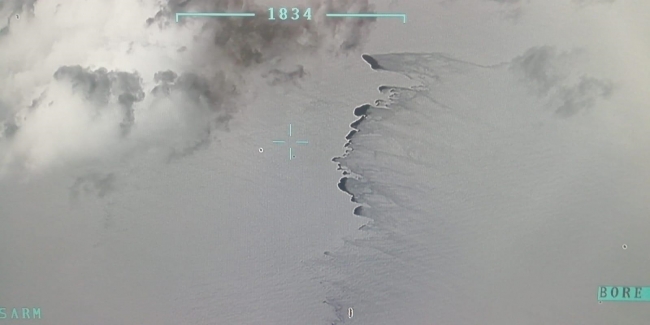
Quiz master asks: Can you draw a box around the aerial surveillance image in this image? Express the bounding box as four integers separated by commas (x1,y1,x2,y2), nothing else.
1,0,650,324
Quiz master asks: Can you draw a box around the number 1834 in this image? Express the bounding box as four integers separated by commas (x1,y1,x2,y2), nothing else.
268,7,312,21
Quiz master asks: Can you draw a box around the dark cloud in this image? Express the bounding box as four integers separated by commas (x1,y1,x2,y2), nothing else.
510,46,564,96
54,66,145,135
150,69,237,158
167,128,212,161
510,46,614,116
154,70,178,84
149,0,376,66
1,120,18,138
151,70,237,123
262,65,306,86
27,91,47,110
0,99,9,118
69,172,116,199
151,70,178,95
555,76,613,116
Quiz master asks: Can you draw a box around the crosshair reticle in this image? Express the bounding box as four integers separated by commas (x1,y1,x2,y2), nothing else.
272,124,308,160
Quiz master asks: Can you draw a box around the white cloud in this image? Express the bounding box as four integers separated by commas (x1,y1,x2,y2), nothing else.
0,0,376,176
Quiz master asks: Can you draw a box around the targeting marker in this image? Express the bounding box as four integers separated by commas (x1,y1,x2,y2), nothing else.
326,12,407,23
175,12,256,23
272,124,308,160
176,11,407,24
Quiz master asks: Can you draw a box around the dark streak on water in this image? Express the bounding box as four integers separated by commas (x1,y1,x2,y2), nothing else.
333,102,373,208
332,56,387,213
377,85,392,92
353,104,372,117
332,90,388,215
362,54,383,70
344,130,357,140
325,54,386,324
336,178,358,203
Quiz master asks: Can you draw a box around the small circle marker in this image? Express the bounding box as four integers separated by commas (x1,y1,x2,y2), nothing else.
15,14,20,20
259,148,264,153
622,244,628,250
